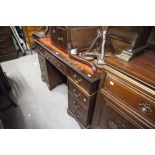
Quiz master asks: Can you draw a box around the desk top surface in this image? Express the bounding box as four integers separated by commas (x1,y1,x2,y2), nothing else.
35,37,101,83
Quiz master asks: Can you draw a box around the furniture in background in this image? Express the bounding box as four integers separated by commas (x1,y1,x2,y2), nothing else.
22,26,46,54
0,27,18,62
91,27,155,129
0,65,17,112
34,37,101,128
32,28,50,40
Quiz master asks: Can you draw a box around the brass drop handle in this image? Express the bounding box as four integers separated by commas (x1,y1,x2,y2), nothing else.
76,114,79,118
73,89,81,98
76,79,82,84
75,106,80,118
57,36,63,41
75,93,81,98
138,102,152,114
46,56,50,60
57,64,61,67
73,74,81,84
73,74,77,79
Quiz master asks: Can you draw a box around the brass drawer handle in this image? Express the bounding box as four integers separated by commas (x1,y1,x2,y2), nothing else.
75,93,81,98
57,36,63,41
73,74,83,83
75,79,82,84
76,114,80,119
73,89,81,98
75,106,80,116
138,102,152,114
73,74,77,78
3,51,8,54
83,98,87,102
57,64,61,67
46,56,50,60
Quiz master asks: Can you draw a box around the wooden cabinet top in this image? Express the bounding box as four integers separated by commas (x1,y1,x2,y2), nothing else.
104,50,155,89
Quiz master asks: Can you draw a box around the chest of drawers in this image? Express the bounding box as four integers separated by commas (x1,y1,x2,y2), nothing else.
67,74,98,128
0,27,18,62
92,51,155,129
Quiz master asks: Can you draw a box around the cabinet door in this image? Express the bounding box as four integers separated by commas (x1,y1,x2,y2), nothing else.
92,93,138,129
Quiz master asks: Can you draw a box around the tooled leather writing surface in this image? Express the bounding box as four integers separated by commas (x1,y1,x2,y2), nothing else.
39,37,101,76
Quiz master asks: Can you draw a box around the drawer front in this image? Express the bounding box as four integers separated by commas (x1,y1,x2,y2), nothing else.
36,43,44,54
0,43,14,50
0,37,12,43
38,53,47,82
99,98,138,129
0,28,12,37
103,73,155,124
68,91,87,126
67,68,97,94
44,51,67,75
50,27,68,51
68,80,90,110
0,49,15,56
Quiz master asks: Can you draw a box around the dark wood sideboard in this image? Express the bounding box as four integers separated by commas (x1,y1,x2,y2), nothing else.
91,50,155,129
34,37,101,128
0,27,18,62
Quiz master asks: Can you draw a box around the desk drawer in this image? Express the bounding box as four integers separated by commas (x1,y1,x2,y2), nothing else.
36,43,44,54
44,51,67,75
67,68,98,94
68,79,96,110
98,93,139,129
103,73,155,124
38,52,47,82
52,56,66,75
68,91,87,126
0,48,16,56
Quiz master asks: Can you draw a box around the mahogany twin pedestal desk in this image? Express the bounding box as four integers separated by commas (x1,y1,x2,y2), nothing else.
34,37,101,128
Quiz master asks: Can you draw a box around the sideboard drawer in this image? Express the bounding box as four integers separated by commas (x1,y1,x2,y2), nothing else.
100,98,138,129
102,73,155,124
